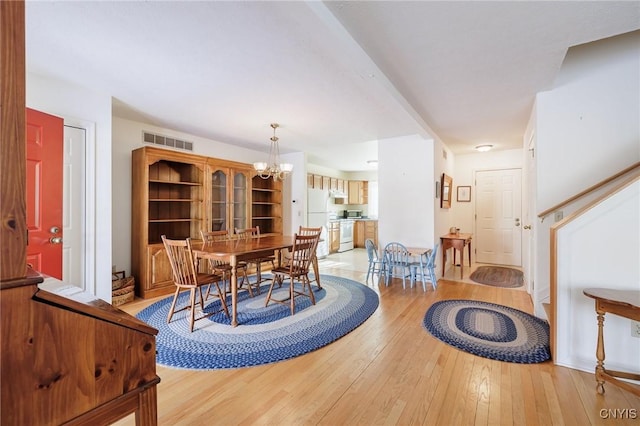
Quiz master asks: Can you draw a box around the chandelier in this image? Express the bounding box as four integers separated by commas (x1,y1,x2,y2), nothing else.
253,123,293,180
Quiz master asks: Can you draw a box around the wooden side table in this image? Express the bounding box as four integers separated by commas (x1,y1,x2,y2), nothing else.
440,233,472,279
583,288,640,396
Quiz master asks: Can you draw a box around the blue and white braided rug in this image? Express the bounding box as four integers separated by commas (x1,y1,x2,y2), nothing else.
137,274,379,370
423,299,551,363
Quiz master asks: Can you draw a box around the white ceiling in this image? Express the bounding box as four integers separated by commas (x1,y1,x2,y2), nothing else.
25,1,640,171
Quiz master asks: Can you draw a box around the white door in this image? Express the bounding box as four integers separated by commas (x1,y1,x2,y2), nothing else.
524,134,536,293
475,169,522,265
63,125,86,289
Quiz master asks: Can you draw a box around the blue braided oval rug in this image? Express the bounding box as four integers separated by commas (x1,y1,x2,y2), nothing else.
423,299,550,363
136,274,379,370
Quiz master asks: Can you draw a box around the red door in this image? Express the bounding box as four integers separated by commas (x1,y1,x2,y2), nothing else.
26,108,64,279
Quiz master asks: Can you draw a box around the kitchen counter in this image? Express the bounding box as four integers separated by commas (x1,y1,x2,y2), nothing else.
330,218,376,222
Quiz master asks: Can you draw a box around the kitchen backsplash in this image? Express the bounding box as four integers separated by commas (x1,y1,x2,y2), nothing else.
328,203,369,217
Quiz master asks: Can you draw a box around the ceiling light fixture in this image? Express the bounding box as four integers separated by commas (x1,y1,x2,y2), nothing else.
253,123,293,181
475,144,493,152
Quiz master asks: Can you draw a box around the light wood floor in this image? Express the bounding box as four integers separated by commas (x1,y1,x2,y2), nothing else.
115,249,640,425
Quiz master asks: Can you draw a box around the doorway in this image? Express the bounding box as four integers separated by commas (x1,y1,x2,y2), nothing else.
474,168,523,266
26,107,94,291
63,125,86,288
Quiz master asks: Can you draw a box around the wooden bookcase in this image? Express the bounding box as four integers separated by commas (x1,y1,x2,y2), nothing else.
251,175,282,235
132,146,283,299
132,147,206,298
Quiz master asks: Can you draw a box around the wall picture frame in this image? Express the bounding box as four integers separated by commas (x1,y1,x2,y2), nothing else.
440,173,452,208
457,185,471,202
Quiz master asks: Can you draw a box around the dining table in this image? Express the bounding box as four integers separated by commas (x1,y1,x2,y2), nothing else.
193,235,295,327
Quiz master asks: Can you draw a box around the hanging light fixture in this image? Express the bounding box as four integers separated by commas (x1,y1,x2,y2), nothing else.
253,123,293,180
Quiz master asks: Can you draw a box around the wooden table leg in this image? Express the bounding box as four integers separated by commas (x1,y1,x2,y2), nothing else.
468,241,472,266
595,309,606,394
459,249,464,279
135,385,158,426
442,246,447,277
312,255,322,289
230,256,238,327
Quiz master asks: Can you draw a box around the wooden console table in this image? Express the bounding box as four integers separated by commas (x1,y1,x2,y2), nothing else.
440,233,473,279
583,288,640,396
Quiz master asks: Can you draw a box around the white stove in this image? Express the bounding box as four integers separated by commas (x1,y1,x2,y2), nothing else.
338,219,355,252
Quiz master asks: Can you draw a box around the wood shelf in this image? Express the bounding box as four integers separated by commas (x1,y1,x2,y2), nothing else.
149,179,200,186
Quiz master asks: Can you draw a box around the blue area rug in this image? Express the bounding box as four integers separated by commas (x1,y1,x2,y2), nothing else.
423,299,550,363
136,274,379,369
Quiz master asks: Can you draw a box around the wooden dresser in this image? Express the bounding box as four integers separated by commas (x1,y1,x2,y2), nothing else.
1,272,160,425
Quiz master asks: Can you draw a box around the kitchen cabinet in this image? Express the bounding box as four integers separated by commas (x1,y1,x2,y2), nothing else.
354,221,364,247
330,178,338,191
313,174,322,189
348,180,368,205
307,173,329,190
329,221,341,253
355,220,378,248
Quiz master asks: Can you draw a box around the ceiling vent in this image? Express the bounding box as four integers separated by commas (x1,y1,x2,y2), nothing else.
143,131,193,151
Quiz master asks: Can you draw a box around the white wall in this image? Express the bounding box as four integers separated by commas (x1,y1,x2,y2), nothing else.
433,139,455,275
533,31,640,320
27,72,113,302
282,151,305,235
378,134,435,251
554,180,640,373
537,31,640,211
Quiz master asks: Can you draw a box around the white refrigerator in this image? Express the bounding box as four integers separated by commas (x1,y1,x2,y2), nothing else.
307,188,329,258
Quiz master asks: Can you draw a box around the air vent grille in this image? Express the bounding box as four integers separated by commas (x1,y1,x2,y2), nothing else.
142,131,193,151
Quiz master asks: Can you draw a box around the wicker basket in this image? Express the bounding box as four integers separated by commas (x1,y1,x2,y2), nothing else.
112,271,134,290
112,271,135,306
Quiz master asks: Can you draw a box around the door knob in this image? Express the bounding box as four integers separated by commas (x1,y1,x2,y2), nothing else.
50,226,60,234
524,225,532,230
49,236,63,244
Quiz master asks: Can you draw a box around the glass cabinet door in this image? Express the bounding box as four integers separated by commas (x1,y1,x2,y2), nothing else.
210,169,227,231
232,171,248,231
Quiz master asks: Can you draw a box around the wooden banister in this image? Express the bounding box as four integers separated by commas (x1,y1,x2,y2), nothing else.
538,161,640,220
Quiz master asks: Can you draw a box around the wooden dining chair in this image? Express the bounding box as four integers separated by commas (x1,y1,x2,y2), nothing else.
200,230,252,297
265,233,319,315
162,235,229,332
234,226,275,294
297,226,323,289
